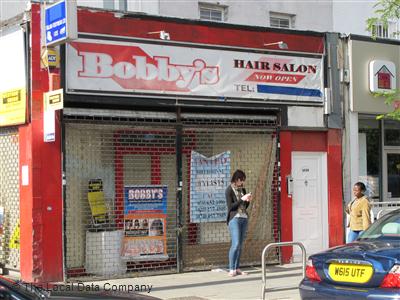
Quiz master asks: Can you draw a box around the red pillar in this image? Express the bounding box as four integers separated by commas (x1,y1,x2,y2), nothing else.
327,129,344,246
279,131,293,263
19,3,63,282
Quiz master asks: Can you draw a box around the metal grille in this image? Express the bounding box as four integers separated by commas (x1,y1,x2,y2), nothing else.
64,122,178,278
182,127,277,271
0,127,20,271
64,111,278,279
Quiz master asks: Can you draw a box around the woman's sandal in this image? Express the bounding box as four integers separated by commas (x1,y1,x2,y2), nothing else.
228,270,237,277
236,269,248,275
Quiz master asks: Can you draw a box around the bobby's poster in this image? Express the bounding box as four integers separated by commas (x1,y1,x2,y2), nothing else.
122,185,168,260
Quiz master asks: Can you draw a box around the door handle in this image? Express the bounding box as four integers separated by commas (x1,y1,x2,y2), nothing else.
286,175,293,197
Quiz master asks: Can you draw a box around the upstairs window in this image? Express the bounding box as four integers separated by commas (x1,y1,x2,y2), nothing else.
199,3,226,22
270,12,295,29
371,21,397,39
372,23,389,38
103,0,115,10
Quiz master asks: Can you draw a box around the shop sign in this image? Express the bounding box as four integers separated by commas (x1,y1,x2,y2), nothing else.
122,185,168,261
0,88,26,127
66,39,324,103
44,89,64,111
44,0,77,46
190,151,230,223
369,60,396,93
41,47,60,68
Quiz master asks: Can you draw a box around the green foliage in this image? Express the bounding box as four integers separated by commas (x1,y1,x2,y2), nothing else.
371,90,400,120
366,0,400,38
367,0,400,120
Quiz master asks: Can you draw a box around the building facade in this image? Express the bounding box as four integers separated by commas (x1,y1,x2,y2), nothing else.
1,0,399,39
343,35,400,210
0,3,345,282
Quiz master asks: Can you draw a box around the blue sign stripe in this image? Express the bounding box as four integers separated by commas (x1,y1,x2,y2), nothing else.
257,84,322,97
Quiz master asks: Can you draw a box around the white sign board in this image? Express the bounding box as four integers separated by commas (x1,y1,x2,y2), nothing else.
369,60,396,93
66,39,324,103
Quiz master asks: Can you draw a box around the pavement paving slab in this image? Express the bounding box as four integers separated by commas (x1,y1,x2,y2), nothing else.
89,263,303,300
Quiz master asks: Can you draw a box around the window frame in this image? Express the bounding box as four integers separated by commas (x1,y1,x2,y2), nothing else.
269,12,295,29
199,3,227,22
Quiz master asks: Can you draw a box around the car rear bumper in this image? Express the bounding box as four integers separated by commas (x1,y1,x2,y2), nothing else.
299,279,400,300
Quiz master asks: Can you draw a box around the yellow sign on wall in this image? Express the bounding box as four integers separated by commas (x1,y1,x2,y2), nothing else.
0,88,26,127
9,222,20,249
44,89,63,111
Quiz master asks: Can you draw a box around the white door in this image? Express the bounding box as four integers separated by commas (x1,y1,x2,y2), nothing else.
292,152,328,259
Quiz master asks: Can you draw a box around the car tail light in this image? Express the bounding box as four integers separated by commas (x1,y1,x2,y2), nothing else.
380,265,400,288
305,259,321,282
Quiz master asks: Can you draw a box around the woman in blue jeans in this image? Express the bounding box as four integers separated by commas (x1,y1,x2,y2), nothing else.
225,169,253,277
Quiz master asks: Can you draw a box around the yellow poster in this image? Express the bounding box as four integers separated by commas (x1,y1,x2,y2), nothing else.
88,179,108,223
9,222,20,249
0,88,26,127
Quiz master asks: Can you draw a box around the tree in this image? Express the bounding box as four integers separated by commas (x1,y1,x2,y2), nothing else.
367,0,400,120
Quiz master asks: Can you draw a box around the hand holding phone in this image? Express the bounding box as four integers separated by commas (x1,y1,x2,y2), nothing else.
241,192,252,201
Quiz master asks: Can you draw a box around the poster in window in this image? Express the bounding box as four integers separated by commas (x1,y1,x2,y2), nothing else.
122,185,168,260
190,151,231,223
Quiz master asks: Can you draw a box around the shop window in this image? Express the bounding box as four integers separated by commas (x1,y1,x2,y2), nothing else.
387,153,400,199
199,3,227,22
270,12,295,29
359,118,381,200
384,120,400,146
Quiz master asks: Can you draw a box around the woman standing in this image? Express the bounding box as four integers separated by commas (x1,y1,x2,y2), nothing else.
346,182,371,243
226,169,253,277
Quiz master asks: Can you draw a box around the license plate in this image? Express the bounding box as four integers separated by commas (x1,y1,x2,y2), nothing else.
328,263,373,283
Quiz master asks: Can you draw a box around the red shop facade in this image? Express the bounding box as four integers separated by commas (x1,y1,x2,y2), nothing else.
16,3,343,282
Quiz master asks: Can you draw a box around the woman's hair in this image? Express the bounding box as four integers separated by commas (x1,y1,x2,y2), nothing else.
354,182,366,192
231,169,246,183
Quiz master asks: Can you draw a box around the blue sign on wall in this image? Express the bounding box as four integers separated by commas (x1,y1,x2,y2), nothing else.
45,0,77,46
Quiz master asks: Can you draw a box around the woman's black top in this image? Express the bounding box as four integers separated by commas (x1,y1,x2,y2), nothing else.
225,185,250,224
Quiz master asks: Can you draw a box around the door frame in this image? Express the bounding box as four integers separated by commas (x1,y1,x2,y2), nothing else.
291,151,329,253
383,148,400,202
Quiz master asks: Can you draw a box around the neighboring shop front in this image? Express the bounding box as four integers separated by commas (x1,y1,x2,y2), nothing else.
0,24,28,275
344,36,400,209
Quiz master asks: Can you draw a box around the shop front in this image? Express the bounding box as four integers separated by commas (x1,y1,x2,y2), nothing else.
345,36,400,215
0,22,28,276
18,3,341,282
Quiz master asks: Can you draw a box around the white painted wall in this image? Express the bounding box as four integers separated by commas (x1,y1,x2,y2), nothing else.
159,0,334,31
287,106,325,128
332,1,376,36
0,0,28,21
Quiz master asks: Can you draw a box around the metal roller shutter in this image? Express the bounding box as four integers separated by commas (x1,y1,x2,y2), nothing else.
0,127,20,273
63,109,279,279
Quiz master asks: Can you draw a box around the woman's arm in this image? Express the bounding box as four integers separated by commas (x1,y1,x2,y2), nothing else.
361,199,372,230
226,187,242,212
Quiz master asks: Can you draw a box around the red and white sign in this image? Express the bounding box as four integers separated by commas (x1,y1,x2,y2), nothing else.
66,39,324,102
369,60,396,93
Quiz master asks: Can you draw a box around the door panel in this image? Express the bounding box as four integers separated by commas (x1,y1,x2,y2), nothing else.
292,152,328,259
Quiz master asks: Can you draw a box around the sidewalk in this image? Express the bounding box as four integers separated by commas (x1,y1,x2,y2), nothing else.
90,263,303,300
